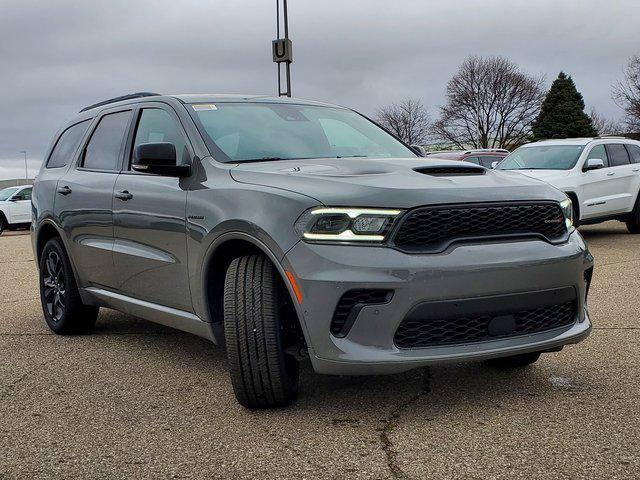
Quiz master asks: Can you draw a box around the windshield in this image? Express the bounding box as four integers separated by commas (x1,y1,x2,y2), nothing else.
192,102,416,162
0,187,19,201
497,145,584,170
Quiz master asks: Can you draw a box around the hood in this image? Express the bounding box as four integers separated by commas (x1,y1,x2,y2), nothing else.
229,157,566,208
505,169,573,182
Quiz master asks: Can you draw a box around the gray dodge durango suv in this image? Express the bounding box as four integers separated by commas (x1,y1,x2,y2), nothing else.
32,93,594,408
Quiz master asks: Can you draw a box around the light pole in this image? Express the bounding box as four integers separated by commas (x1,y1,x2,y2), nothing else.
272,0,292,97
19,151,27,182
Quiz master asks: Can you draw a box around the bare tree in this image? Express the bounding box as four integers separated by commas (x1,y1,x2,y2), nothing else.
613,54,640,132
589,108,623,135
432,56,545,150
375,98,431,145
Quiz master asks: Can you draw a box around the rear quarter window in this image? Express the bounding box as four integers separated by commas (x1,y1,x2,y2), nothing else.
46,120,91,169
626,144,640,164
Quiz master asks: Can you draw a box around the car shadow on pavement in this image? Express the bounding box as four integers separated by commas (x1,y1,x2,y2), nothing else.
578,224,629,239
90,311,590,418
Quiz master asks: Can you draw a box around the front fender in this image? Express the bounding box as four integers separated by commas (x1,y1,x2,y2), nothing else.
193,230,310,347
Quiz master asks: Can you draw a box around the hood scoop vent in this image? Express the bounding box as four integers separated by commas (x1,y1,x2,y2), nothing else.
414,166,486,177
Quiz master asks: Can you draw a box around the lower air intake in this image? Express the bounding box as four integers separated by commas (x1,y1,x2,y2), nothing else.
331,289,393,337
394,301,576,349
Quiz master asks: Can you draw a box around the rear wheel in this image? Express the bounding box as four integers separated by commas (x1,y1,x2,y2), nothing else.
39,238,99,334
626,200,640,233
224,254,299,408
485,352,541,369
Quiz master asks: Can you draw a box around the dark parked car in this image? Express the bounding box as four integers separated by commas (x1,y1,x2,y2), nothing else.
425,149,509,168
32,93,592,408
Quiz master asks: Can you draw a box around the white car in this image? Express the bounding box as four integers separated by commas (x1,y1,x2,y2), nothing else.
496,137,640,232
0,185,33,235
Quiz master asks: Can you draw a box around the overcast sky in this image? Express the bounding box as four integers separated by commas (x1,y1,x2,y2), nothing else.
1,0,638,179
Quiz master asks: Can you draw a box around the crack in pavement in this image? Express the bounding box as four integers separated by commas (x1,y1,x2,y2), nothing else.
0,348,64,401
379,367,432,480
1,297,39,304
593,327,640,330
595,259,640,268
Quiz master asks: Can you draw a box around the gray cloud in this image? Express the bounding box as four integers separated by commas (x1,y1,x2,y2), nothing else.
1,0,638,178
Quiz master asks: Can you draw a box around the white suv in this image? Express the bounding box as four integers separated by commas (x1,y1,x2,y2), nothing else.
0,185,33,235
497,138,640,232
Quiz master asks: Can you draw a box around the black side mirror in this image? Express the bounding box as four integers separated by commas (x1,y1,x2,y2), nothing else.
132,142,191,177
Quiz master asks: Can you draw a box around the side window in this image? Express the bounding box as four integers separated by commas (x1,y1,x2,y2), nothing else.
479,155,499,168
586,144,609,167
605,144,631,167
46,120,91,169
131,109,187,167
82,111,131,171
464,156,480,165
625,144,640,164
11,188,32,201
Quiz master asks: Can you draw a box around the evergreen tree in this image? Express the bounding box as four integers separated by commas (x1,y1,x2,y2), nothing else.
532,72,598,140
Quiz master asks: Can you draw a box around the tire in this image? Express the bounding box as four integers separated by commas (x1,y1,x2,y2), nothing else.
0,214,6,235
485,352,541,369
572,202,581,228
626,198,640,233
224,254,299,408
39,238,99,334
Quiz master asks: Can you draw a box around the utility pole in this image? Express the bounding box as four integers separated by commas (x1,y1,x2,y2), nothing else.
20,151,27,182
272,0,292,97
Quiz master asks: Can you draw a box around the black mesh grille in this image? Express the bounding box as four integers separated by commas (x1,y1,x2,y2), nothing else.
393,202,567,253
331,290,393,337
394,301,576,349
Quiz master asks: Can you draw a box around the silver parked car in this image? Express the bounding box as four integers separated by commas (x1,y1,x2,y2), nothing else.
32,93,593,408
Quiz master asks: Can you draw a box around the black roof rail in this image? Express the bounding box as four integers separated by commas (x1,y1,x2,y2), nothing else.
79,92,162,113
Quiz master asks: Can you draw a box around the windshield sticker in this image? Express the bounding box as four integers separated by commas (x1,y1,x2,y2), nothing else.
192,104,217,111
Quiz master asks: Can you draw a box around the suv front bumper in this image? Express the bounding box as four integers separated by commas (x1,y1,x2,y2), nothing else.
283,231,593,375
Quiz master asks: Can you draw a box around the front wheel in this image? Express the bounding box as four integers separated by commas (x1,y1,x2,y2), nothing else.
0,215,6,235
626,208,640,234
39,238,99,334
485,352,541,368
224,254,299,408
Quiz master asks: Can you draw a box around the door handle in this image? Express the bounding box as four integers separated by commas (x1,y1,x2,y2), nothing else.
606,172,615,176
57,186,72,195
114,190,133,201
633,168,640,172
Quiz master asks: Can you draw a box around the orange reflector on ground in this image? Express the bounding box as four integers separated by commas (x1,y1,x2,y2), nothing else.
285,270,302,304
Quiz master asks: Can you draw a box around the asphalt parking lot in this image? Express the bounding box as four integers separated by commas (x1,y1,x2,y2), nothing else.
1,223,639,480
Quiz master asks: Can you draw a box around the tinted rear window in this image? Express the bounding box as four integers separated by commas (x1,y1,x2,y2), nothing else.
626,144,640,164
82,111,131,171
47,120,91,169
606,144,631,167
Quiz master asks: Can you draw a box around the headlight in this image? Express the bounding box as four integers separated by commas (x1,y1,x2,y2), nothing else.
294,207,403,243
560,198,574,230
